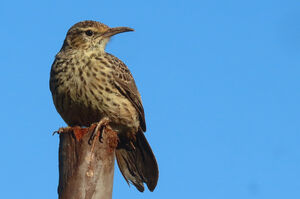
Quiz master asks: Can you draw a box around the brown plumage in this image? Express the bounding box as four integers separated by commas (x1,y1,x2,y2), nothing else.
49,20,158,192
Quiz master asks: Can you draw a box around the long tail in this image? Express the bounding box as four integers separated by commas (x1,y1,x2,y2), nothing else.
115,130,159,192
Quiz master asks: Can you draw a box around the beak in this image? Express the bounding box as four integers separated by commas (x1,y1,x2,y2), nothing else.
102,27,134,38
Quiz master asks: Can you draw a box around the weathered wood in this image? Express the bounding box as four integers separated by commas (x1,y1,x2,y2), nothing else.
57,125,118,199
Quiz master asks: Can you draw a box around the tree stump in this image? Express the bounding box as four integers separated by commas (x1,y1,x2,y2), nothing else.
56,124,118,199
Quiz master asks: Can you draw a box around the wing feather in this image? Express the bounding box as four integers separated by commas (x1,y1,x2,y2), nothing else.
106,53,146,131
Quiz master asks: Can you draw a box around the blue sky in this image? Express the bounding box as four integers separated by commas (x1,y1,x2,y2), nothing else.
1,0,300,198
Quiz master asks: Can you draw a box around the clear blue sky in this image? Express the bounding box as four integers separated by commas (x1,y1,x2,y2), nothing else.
1,0,299,198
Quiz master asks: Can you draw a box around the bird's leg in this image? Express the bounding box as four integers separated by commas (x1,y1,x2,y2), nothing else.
88,117,110,145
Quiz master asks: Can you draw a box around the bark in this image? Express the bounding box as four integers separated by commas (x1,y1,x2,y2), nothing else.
57,125,118,199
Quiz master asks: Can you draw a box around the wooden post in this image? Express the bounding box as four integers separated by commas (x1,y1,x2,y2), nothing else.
56,125,118,199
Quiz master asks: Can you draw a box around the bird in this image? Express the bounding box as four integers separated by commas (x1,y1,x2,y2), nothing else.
49,20,158,192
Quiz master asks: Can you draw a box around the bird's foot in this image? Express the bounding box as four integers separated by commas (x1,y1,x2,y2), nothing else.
52,126,72,135
88,117,111,145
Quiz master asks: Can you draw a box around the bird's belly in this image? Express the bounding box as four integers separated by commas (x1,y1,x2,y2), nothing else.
54,91,103,127
53,81,139,130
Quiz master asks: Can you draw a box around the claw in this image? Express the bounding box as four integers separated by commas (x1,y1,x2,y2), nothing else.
52,127,71,136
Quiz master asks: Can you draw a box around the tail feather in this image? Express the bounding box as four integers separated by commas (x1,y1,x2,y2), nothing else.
116,130,158,192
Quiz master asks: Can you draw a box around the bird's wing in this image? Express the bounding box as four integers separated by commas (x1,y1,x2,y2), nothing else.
106,53,146,131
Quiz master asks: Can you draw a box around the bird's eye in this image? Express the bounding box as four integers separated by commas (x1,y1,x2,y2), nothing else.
85,30,93,36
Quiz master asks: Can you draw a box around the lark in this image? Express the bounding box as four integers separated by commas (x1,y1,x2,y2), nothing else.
50,20,158,192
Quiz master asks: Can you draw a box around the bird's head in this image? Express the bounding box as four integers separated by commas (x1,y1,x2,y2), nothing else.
61,20,134,53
